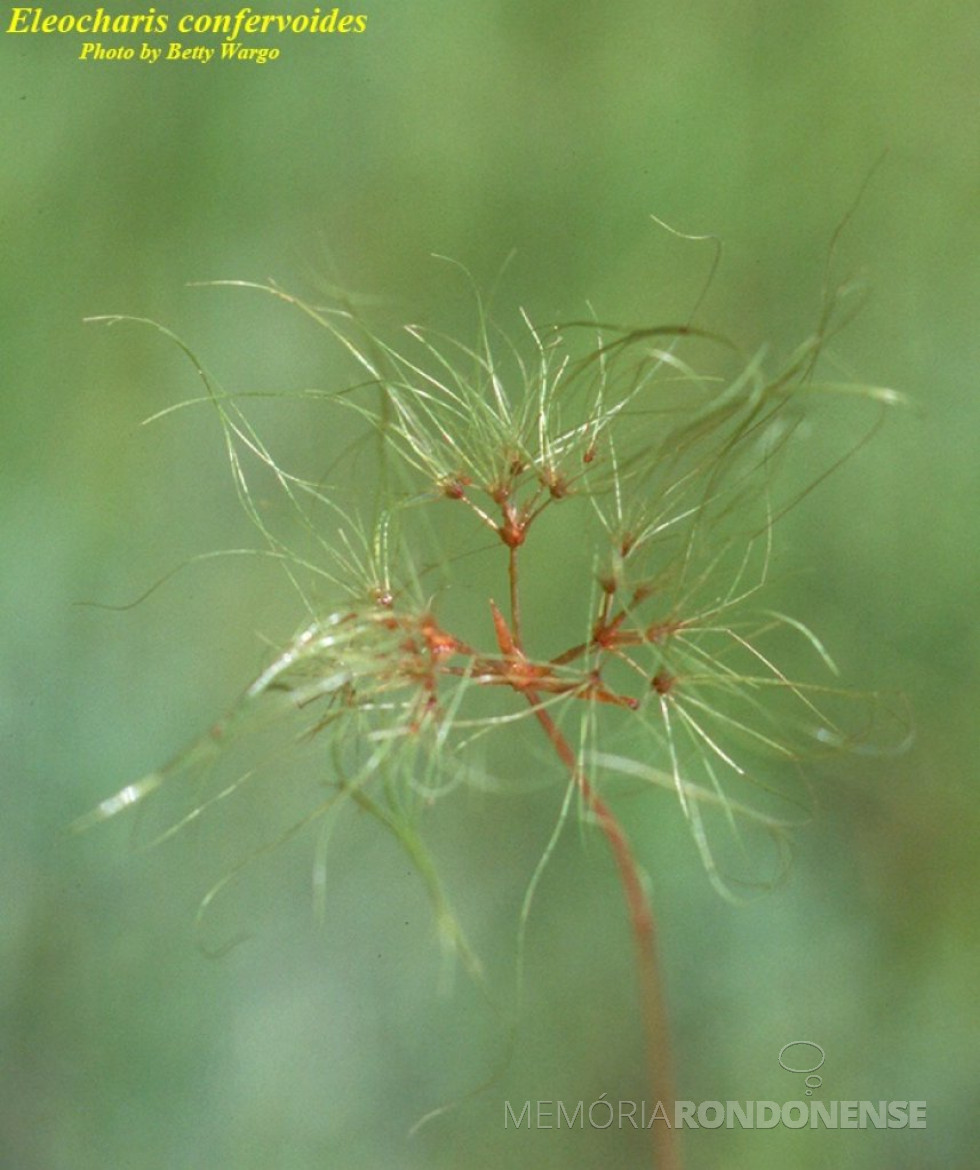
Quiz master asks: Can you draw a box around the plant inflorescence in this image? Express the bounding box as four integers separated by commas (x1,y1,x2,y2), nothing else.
78,255,902,1169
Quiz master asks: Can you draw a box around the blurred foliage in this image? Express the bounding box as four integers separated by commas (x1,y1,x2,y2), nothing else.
2,2,977,1167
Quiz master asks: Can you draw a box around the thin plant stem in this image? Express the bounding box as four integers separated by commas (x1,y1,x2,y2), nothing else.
527,692,681,1170
509,544,523,650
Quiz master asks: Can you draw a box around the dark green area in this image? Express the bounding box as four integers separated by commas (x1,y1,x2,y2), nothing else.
3,2,976,1167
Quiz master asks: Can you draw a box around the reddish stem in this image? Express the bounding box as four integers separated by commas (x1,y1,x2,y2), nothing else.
526,693,681,1170
425,552,680,1166
509,545,523,651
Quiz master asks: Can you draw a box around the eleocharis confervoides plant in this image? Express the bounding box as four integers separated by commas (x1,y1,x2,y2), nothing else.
77,252,905,1170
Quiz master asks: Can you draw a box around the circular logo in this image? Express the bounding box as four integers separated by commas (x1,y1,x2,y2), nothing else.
778,1041,825,1095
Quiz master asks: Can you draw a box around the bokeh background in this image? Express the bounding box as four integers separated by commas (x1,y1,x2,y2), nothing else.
3,2,977,1167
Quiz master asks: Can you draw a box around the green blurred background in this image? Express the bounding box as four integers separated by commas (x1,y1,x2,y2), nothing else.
3,2,977,1167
